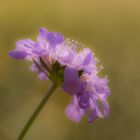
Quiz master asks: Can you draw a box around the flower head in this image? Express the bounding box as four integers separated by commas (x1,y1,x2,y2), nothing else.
9,27,110,123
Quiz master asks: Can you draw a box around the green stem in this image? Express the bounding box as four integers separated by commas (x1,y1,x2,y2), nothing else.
17,84,57,140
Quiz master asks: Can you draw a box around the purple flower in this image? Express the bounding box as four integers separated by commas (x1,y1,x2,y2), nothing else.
9,27,110,123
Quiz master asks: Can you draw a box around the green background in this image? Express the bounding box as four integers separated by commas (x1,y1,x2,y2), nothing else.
0,0,140,140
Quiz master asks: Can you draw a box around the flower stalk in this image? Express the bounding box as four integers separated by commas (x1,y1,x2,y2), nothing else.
17,84,57,140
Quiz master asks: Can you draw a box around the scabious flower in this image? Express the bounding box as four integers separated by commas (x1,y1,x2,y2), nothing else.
9,28,110,123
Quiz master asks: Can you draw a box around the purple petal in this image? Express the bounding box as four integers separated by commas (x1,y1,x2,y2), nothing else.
65,96,85,122
102,99,109,117
62,67,80,95
82,52,92,66
15,39,35,59
54,44,76,65
77,91,90,109
38,72,48,80
88,97,104,122
8,50,27,59
16,39,35,49
31,48,47,55
30,64,38,72
47,32,64,47
88,109,98,123
94,77,110,98
37,28,48,48
39,28,48,39
94,84,105,93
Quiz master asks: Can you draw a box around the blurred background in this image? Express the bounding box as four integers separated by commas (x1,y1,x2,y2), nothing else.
0,0,140,140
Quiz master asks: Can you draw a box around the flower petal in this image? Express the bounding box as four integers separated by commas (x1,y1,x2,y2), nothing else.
102,99,109,117
47,32,64,47
37,28,48,49
88,109,98,123
62,66,80,95
8,50,27,59
82,51,92,66
65,96,85,122
16,39,35,49
77,91,90,109
38,72,48,80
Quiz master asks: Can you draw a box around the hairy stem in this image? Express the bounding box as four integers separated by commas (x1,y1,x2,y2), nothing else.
17,84,57,140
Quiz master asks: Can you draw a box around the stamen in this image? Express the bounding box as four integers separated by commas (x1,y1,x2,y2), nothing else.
64,38,85,52
97,65,103,73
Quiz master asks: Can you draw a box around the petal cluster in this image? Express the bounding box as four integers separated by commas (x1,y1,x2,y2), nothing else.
9,28,110,123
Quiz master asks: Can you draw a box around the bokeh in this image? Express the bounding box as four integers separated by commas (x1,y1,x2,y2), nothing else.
0,0,140,140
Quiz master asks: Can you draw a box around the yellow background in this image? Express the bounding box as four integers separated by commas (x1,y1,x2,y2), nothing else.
0,0,140,140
